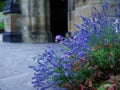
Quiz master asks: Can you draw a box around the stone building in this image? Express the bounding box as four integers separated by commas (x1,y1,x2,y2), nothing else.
3,0,120,43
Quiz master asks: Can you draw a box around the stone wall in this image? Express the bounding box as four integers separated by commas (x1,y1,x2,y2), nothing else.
19,0,120,43
69,0,120,31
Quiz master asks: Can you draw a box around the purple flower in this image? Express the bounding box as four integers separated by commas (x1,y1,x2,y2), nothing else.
64,71,69,77
55,35,64,42
104,38,108,44
63,64,71,70
77,51,85,59
53,73,60,78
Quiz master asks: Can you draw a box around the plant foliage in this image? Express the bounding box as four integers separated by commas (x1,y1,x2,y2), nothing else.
0,0,6,11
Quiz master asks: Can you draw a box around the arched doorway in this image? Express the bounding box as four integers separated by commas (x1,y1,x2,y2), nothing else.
50,0,68,40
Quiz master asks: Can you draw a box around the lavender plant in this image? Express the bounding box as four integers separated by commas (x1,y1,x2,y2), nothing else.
30,3,120,90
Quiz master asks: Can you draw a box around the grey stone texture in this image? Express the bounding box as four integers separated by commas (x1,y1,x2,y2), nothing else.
4,14,21,32
69,0,120,31
0,42,56,90
3,0,118,42
20,0,52,43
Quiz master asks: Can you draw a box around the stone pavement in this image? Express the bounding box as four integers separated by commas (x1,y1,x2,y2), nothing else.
0,42,56,90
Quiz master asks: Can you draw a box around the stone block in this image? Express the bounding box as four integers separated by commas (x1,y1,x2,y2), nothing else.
31,17,37,26
107,3,119,17
75,0,84,7
91,3,103,13
75,5,92,17
11,14,21,32
75,16,84,25
75,0,95,7
91,3,118,17
69,20,78,31
37,17,45,25
21,0,31,17
4,14,11,32
105,0,120,4
22,17,31,27
90,0,106,4
4,14,21,32
3,32,22,42
3,13,21,42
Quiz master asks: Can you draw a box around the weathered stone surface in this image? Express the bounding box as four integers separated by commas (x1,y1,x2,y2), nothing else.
91,3,103,13
20,0,52,43
4,14,11,32
11,14,21,31
3,32,22,42
107,3,119,17
3,12,22,42
90,0,105,4
105,0,120,4
69,0,119,31
0,42,56,90
75,5,92,17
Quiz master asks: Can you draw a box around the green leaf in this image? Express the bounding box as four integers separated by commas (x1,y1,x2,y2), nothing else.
97,84,111,90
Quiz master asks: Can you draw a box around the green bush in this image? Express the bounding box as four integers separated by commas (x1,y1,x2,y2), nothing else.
0,22,4,30
0,0,6,11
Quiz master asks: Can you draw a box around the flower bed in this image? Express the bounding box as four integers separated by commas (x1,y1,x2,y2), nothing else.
30,3,120,90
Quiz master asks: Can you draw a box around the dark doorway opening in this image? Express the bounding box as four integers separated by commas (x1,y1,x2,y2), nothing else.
50,0,68,40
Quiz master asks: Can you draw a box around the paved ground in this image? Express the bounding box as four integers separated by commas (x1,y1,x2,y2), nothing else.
0,42,56,90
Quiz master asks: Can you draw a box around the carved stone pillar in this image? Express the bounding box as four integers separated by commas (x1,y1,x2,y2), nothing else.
21,0,37,43
21,0,52,43
36,0,52,43
3,0,22,42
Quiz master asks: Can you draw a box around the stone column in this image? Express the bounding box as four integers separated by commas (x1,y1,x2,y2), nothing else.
21,0,52,43
3,0,22,42
21,0,36,43
45,0,53,42
36,0,52,43
29,0,39,42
